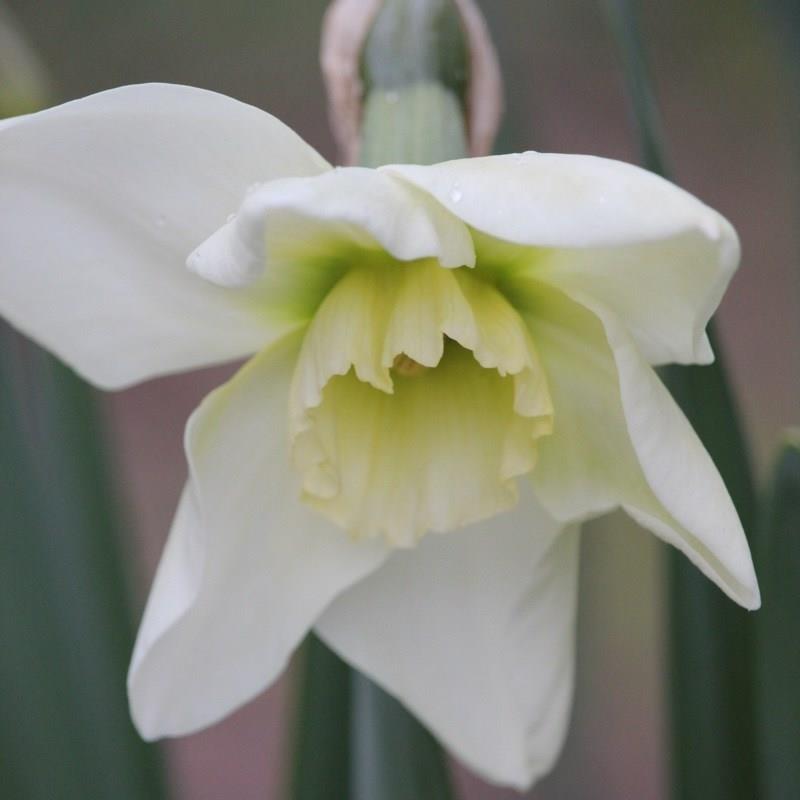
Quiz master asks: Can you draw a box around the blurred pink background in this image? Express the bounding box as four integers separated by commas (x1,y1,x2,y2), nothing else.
8,0,798,797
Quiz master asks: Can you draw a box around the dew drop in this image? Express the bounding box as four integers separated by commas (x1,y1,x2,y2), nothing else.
700,215,721,240
449,184,463,204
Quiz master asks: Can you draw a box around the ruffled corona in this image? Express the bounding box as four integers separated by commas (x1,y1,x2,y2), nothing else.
288,259,553,545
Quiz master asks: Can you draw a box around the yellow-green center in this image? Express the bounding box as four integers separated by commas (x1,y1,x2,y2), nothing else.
288,258,553,546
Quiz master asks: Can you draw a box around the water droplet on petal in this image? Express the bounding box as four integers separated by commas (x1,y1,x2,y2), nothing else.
450,184,463,204
226,213,237,223
700,215,721,240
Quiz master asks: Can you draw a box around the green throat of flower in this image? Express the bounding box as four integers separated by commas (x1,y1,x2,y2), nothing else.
288,258,554,547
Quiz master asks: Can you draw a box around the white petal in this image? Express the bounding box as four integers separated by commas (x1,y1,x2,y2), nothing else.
529,226,737,366
526,286,759,609
128,335,388,738
187,167,475,292
386,153,737,365
385,153,727,249
316,488,579,790
0,83,330,389
602,308,759,607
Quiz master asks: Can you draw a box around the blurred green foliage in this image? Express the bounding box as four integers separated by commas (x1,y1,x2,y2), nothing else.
0,330,169,800
0,9,167,797
0,3,51,114
604,2,760,798
754,435,800,799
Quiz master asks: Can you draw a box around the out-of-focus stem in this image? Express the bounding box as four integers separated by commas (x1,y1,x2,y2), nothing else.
290,2,484,798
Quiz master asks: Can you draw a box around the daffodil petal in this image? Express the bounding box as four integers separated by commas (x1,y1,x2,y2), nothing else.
385,153,726,249
128,335,388,738
530,228,736,366
0,83,330,389
315,488,579,790
526,287,759,609
600,306,758,607
187,168,475,302
386,153,736,365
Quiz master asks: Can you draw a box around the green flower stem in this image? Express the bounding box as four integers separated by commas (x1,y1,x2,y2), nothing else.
0,326,168,800
604,3,759,799
350,675,454,800
754,434,800,798
290,1,467,797
352,2,465,796
288,635,353,799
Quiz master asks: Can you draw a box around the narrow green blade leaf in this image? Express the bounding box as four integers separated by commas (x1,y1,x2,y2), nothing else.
754,434,800,798
765,0,800,66
350,673,453,800
0,328,168,800
661,342,759,800
603,0,670,176
603,3,759,798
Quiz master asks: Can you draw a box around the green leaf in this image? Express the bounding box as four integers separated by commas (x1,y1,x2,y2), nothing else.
662,343,759,800
0,327,168,800
603,3,759,798
754,434,800,798
765,0,800,65
603,0,670,176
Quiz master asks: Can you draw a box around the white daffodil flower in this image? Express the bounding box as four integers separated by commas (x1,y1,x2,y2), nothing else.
0,83,759,790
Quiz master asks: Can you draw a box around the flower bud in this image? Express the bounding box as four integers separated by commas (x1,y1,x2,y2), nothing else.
321,0,503,164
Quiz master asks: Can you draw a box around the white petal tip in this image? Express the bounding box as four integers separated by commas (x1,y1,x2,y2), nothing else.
741,583,761,611
186,222,261,288
699,214,722,241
